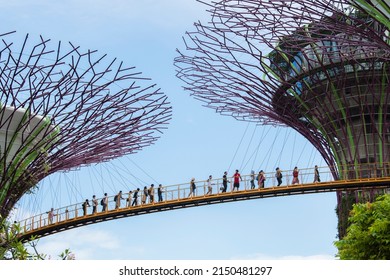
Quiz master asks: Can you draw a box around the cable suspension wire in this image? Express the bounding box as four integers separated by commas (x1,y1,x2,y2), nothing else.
261,128,284,172
49,174,61,211
274,128,292,169
239,124,258,171
63,172,84,207
98,164,117,195
227,122,251,173
250,132,262,171
87,167,99,199
107,160,134,188
241,126,278,172
250,125,272,171
114,157,151,187
307,145,318,169
290,132,297,169
295,137,309,165
128,157,158,185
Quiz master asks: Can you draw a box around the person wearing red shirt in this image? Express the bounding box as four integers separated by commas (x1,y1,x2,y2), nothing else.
233,170,242,191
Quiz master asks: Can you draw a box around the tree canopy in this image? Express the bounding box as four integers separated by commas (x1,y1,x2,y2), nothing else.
334,194,390,259
0,217,73,260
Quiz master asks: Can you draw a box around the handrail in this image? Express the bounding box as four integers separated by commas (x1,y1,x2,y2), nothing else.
17,162,390,235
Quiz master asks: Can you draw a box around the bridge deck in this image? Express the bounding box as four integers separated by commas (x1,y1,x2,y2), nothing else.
18,165,390,241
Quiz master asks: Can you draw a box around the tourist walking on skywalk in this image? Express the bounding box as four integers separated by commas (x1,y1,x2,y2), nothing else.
82,199,90,216
257,170,266,188
114,190,124,209
232,170,242,191
206,175,214,195
250,170,256,189
132,188,140,206
158,184,163,202
188,178,196,198
47,208,57,224
149,184,155,203
275,167,283,186
313,165,320,183
92,195,98,214
142,186,148,204
127,190,133,207
222,171,229,193
101,193,108,212
292,167,299,185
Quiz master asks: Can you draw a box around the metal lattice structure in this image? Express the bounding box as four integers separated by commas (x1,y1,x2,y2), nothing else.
0,31,172,218
174,0,390,237
175,0,390,176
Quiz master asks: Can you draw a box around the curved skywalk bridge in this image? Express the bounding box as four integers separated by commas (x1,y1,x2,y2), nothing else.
18,164,390,241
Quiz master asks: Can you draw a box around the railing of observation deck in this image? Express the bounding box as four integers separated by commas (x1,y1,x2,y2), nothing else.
18,162,390,234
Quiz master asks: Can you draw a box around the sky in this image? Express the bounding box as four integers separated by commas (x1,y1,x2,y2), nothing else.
2,0,338,260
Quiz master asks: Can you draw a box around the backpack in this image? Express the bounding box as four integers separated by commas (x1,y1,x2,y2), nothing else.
100,199,104,206
114,195,118,202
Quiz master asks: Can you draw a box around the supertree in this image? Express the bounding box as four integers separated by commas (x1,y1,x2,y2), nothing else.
174,0,390,237
0,31,172,219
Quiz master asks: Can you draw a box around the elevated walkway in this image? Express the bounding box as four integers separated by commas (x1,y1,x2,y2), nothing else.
17,164,390,241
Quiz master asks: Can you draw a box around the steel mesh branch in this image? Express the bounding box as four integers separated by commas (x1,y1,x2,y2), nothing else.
175,0,390,178
0,31,172,218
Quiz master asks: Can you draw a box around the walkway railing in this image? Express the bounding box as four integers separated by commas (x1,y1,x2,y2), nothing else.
17,162,390,236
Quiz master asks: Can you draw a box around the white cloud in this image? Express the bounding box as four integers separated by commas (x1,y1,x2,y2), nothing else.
34,226,121,259
33,225,152,259
231,253,336,260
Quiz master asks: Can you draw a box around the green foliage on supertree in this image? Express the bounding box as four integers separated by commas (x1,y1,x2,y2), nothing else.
334,194,390,259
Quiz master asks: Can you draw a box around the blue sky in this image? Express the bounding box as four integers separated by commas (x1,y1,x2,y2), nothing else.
3,0,338,260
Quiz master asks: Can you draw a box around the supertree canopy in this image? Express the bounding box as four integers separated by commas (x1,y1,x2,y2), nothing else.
0,31,172,218
175,0,390,177
174,0,390,237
